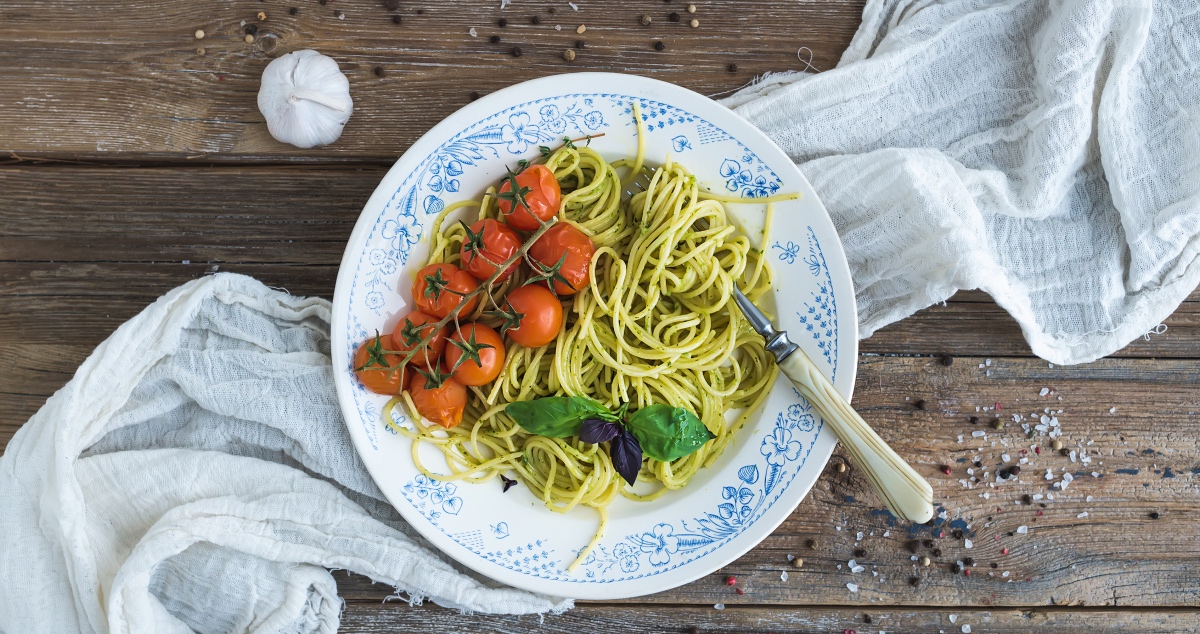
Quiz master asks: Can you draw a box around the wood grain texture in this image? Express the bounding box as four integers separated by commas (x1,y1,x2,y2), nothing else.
0,0,865,162
334,603,1200,633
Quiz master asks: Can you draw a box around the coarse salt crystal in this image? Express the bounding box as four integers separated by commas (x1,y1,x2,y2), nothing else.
963,625,972,633
957,435,964,443
714,603,725,610
884,530,890,537
938,509,949,520
847,583,859,593
985,359,992,366
972,430,987,438
555,24,562,30
1086,495,1094,502
569,1,579,9
1002,454,1011,462
1077,511,1089,518
1047,492,1054,499
1069,450,1077,463
949,615,958,623
967,468,975,475
1091,471,1100,477
469,27,478,36
857,531,864,541
1016,525,1029,534
851,564,865,574
1045,468,1054,480
1109,407,1116,414
982,492,991,499
1003,571,1010,577
964,539,973,549
787,553,795,561
1039,387,1049,396
781,571,789,581
836,526,842,531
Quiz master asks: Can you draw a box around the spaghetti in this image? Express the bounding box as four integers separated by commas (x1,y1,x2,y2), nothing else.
384,109,790,571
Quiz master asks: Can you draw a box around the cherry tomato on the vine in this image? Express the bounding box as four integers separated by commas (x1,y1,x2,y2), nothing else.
408,369,468,429
497,164,561,231
460,218,522,281
442,323,506,386
499,285,563,348
527,222,596,296
411,263,480,318
353,335,406,395
391,311,448,368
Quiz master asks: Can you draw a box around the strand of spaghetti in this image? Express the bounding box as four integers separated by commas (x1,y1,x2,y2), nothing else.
697,190,802,204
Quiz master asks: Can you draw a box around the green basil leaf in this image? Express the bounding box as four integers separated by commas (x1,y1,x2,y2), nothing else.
625,404,716,462
504,396,618,437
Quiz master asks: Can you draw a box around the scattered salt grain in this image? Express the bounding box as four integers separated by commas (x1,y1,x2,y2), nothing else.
957,435,964,444
949,615,958,623
849,559,865,573
1016,525,1029,534
938,509,949,520
1086,495,1094,502
555,24,562,30
884,530,890,537
1069,450,1077,463
1039,387,1049,396
1109,407,1116,414
569,1,579,9
964,539,973,549
781,571,789,581
1062,472,1074,489
714,603,725,610
1032,493,1043,501
1091,471,1100,477
1077,511,1089,518
857,531,864,541
469,27,478,36
1002,453,1011,462
846,583,859,593
787,553,795,561
1044,468,1054,480
1002,571,1010,577
985,359,992,366
962,625,972,633
972,430,987,438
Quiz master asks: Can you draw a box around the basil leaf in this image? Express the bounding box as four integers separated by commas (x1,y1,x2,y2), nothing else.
504,396,617,437
625,404,716,462
579,418,620,444
610,427,642,486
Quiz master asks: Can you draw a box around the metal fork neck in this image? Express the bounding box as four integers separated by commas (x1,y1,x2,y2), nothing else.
764,329,799,363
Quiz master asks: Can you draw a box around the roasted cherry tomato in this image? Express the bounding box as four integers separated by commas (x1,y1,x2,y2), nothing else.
411,263,480,318
442,323,506,386
391,310,449,368
527,223,596,296
497,164,562,231
500,284,563,348
460,218,522,281
408,369,468,429
353,335,406,395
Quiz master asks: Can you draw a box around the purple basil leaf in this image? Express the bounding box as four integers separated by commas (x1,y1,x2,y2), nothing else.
579,418,620,444
610,428,643,486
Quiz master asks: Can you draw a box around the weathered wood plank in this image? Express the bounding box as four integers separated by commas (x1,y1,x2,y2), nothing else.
7,352,1200,606
334,602,1200,633
0,0,865,162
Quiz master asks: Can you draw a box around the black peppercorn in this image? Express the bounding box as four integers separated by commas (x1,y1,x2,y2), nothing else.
905,540,921,554
575,39,586,49
951,529,964,540
991,562,998,568
923,539,934,548
490,35,501,43
392,14,401,23
318,0,326,5
384,0,401,9
244,24,259,35
727,63,738,72
915,399,927,410
864,614,873,624
1008,465,1021,476
941,354,954,366
932,548,942,557
511,46,522,57
1022,494,1033,504
654,40,665,50
1150,511,1161,519
531,15,540,24
373,66,384,76
289,7,298,15
853,548,866,558
498,17,507,26
670,11,681,21
963,557,975,567
806,538,817,549
688,628,700,634
909,576,921,587
969,416,979,424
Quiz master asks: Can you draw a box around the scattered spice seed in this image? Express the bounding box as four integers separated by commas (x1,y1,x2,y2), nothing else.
963,557,975,567
373,66,384,76
1059,448,1070,456
335,11,344,19
531,15,541,24
1051,439,1063,451
724,575,737,586
417,8,424,14
549,6,556,13
992,418,1005,430
490,35,501,43
576,24,587,34
194,29,206,39
920,555,931,566
941,354,954,366
853,548,866,558
690,18,699,27
951,529,964,540
923,539,934,548
941,465,952,476
290,7,299,14
909,576,921,587
836,461,847,473
670,11,681,22
969,416,979,424
1021,493,1033,504
563,49,575,61
1008,465,1021,476
196,47,206,55
510,46,522,57
654,40,665,50
575,40,586,48
915,399,927,410
498,17,508,27
932,548,943,557
257,11,267,20
640,14,653,25
807,539,818,549
906,540,921,554
687,3,697,12
245,34,255,43
1150,511,1161,519
991,562,999,568
864,615,873,624
384,0,401,9
734,587,744,595
392,14,402,23
245,24,259,35
973,460,982,468
792,557,804,568
1001,548,1009,555
318,0,326,5
727,62,737,72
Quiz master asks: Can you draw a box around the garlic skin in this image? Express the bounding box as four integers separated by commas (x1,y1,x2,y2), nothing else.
257,50,353,149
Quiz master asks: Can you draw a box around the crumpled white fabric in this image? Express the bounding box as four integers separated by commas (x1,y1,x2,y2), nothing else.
0,273,570,634
723,0,1200,364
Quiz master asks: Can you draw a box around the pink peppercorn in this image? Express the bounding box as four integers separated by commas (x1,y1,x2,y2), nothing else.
725,575,737,586
1002,548,1009,555
942,466,952,475
735,587,744,595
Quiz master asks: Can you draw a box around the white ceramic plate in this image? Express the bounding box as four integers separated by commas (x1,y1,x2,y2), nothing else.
332,73,857,600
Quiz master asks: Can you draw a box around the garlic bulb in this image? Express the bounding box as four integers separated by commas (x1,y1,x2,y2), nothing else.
257,50,353,149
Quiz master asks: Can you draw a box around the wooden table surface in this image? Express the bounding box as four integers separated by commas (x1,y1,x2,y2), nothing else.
3,1,1199,632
